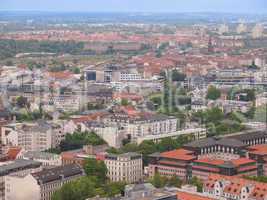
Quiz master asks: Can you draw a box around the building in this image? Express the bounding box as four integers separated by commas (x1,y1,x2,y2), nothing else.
21,151,62,167
0,159,42,200
177,190,218,200
248,144,267,176
5,164,85,200
136,128,206,144
192,157,257,181
203,174,267,200
255,92,267,107
148,130,267,181
148,149,196,180
61,144,107,166
107,112,177,142
85,121,125,148
252,23,264,39
124,183,156,199
105,152,143,183
1,121,55,151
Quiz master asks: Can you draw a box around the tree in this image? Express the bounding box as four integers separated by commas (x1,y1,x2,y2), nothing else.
59,131,106,152
16,96,29,108
206,107,224,124
5,60,13,66
172,70,186,82
157,137,178,152
190,177,203,192
103,182,126,197
168,175,182,188
73,67,80,74
206,85,221,100
121,99,129,106
52,177,97,200
150,173,169,188
138,140,157,165
84,159,107,184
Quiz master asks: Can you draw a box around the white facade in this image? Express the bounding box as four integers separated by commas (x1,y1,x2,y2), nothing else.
136,128,207,144
105,153,143,183
1,123,54,152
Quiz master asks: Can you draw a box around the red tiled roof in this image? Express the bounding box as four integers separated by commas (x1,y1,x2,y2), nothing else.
160,149,196,161
177,191,216,200
248,145,267,156
7,147,22,160
231,158,256,167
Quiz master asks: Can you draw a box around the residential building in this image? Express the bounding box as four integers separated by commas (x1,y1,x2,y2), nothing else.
136,128,206,144
203,174,267,200
107,112,177,141
21,151,62,167
0,159,42,200
1,121,55,152
105,153,143,183
5,164,85,200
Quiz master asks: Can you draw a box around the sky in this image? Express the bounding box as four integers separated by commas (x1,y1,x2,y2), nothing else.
0,0,267,13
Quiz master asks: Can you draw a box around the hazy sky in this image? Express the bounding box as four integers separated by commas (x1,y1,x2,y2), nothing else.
1,0,267,13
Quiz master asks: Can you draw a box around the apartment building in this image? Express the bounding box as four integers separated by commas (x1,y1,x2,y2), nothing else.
107,112,177,141
0,159,42,200
5,164,84,200
204,174,267,200
105,152,143,183
136,128,207,144
21,151,62,167
1,121,54,151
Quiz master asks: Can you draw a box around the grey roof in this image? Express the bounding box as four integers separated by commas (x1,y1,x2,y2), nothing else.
226,130,267,141
184,137,247,149
106,152,142,160
23,151,60,160
0,159,41,176
219,161,236,169
32,164,84,184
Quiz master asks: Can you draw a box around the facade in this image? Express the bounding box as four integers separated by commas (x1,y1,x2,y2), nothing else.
5,164,85,200
0,159,42,200
107,112,177,141
1,122,55,151
136,128,206,144
85,121,125,148
192,158,257,181
148,130,267,181
248,144,267,176
148,149,196,181
21,151,62,167
203,174,267,200
105,153,143,183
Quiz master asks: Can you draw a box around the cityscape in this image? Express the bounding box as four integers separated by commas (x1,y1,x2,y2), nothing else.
0,0,266,200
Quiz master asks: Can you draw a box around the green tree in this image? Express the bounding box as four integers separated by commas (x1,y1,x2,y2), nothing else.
172,70,186,82
150,173,168,188
84,159,107,184
206,85,221,100
16,96,29,108
121,99,129,106
168,175,182,187
190,177,203,192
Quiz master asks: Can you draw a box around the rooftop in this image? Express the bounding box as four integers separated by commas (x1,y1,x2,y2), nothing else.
160,149,196,161
0,159,41,176
32,164,84,184
177,191,216,200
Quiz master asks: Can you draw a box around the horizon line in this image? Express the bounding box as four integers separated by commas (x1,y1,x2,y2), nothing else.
0,10,266,15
